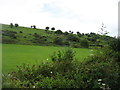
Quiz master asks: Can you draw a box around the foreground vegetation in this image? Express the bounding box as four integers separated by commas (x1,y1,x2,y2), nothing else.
2,38,120,89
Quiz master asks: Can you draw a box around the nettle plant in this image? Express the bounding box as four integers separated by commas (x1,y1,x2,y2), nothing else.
51,49,76,73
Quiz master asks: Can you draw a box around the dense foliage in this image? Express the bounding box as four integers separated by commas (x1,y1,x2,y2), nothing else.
2,24,116,48
2,46,120,89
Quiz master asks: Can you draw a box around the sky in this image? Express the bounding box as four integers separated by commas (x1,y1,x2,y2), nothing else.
0,0,119,37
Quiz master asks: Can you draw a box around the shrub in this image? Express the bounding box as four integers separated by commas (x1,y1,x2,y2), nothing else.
2,30,17,38
51,49,75,62
80,39,89,48
108,38,120,52
51,27,55,31
53,37,63,45
10,23,13,28
64,31,69,35
54,30,63,34
66,34,79,42
63,41,70,46
33,25,36,29
19,31,23,33
51,49,76,74
15,23,19,27
45,27,49,30
2,48,120,89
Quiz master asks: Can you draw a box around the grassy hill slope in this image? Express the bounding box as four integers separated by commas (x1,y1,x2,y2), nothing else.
2,24,116,48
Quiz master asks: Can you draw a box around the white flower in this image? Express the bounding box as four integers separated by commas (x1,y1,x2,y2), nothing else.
102,83,105,86
33,86,35,88
90,54,94,56
8,74,11,76
98,79,102,82
50,71,52,74
98,82,101,85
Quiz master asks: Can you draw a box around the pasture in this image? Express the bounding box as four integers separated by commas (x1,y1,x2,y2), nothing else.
2,44,93,73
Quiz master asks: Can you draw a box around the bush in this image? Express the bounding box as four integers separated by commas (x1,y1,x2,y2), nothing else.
2,30,17,38
66,34,79,42
81,54,120,89
19,31,23,33
51,27,55,31
2,36,17,44
15,23,19,27
80,39,89,48
54,30,63,34
2,48,120,89
53,37,63,45
108,38,120,52
45,26,49,30
51,49,75,62
10,23,13,28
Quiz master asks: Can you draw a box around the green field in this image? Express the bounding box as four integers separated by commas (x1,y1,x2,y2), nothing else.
2,44,93,73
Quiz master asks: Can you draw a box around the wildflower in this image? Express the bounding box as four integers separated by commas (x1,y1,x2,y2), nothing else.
8,74,11,76
90,54,94,56
33,86,35,88
46,58,49,60
98,82,101,85
98,79,102,82
50,71,52,74
102,83,105,86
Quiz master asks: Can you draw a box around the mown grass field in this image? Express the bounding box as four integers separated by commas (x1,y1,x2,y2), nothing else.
2,44,93,73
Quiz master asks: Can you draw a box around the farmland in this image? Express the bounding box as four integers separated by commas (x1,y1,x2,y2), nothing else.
2,44,92,73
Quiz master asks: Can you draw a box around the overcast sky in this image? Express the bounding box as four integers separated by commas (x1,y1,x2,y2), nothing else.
0,0,119,37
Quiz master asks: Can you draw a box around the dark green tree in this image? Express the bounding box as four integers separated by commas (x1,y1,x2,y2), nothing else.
64,31,69,35
77,31,82,37
33,25,36,29
51,27,55,31
67,34,79,42
45,26,49,30
55,30,63,34
10,23,13,28
15,23,19,27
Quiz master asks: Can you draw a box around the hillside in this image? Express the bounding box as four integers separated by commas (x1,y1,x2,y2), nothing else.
1,24,115,48
2,24,120,89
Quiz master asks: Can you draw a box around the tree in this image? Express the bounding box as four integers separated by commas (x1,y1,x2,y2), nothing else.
45,27,49,30
31,26,33,28
33,25,36,29
64,31,69,35
51,27,55,31
10,23,13,28
81,33,84,36
77,31,82,37
98,23,109,35
15,23,19,27
55,30,63,34
67,34,79,42
69,30,71,33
